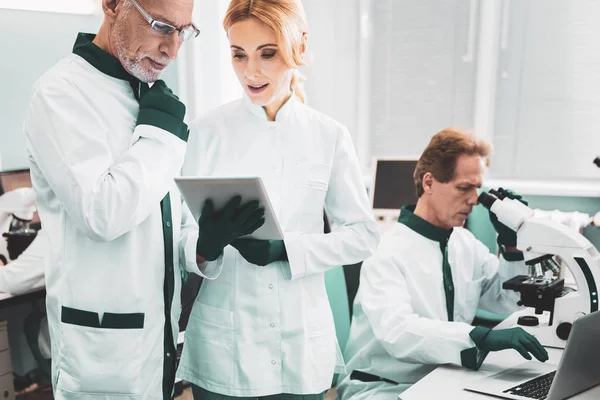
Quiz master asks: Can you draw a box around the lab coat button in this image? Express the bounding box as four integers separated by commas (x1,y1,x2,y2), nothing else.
269,284,274,289
270,323,275,328
166,222,171,227
271,360,276,365
167,353,171,358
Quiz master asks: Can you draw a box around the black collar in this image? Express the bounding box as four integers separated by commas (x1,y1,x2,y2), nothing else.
398,205,453,243
72,32,136,83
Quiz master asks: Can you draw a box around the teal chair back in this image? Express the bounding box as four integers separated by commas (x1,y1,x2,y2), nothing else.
324,265,351,352
322,212,352,354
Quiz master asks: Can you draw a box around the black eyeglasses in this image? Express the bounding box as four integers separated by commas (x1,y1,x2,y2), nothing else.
129,0,200,42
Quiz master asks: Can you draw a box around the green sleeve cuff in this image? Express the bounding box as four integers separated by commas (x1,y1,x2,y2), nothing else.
496,233,517,248
461,326,492,370
461,346,489,370
502,251,525,262
497,238,524,261
137,108,189,142
470,325,492,346
500,247,525,262
276,240,288,262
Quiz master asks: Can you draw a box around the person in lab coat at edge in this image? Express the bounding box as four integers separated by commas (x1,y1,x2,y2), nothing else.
336,129,549,400
22,0,265,398
177,0,380,399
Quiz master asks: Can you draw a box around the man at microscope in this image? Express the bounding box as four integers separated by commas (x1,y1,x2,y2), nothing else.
337,128,549,400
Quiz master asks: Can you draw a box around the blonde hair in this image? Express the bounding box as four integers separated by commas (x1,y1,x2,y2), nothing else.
414,128,491,198
223,0,309,103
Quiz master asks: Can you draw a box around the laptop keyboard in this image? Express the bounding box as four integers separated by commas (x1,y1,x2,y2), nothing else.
503,371,556,399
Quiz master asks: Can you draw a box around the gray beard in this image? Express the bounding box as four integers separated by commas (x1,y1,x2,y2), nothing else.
114,41,160,83
113,23,166,83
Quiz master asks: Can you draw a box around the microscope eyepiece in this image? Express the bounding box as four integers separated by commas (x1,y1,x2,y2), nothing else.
478,191,498,210
489,188,505,199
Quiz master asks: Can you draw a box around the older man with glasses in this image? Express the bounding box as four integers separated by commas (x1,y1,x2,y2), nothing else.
23,0,261,399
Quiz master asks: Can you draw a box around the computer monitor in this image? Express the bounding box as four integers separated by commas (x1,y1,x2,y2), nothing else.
370,158,419,211
369,158,419,230
0,169,40,226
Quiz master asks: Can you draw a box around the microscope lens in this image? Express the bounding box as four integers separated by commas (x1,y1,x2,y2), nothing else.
489,189,505,200
535,264,544,277
547,258,561,274
540,260,551,273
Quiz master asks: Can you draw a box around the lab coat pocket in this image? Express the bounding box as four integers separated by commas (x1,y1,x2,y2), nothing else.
182,303,235,386
56,306,145,395
306,332,337,384
295,162,330,232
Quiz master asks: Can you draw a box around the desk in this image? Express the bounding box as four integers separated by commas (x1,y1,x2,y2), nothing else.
400,309,600,400
0,287,45,309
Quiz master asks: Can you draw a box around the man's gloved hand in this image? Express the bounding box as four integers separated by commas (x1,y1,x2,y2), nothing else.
488,187,528,247
136,80,188,141
196,196,265,262
474,327,548,362
231,239,288,266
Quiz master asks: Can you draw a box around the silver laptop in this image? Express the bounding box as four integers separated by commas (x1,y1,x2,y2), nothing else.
464,311,600,400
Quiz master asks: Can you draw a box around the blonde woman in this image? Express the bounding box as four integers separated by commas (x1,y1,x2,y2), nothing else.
177,0,380,398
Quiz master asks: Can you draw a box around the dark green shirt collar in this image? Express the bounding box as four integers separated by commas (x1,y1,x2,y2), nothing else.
72,32,135,82
398,205,453,243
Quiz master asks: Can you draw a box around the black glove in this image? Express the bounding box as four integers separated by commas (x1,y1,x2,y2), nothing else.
136,80,188,141
196,196,265,261
471,327,548,362
488,187,528,247
231,239,288,266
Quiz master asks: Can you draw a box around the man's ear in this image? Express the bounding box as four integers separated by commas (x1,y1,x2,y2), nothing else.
422,172,435,194
102,0,121,23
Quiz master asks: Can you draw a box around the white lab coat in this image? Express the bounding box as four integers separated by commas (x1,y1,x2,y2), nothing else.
23,36,214,399
337,209,526,400
178,94,380,397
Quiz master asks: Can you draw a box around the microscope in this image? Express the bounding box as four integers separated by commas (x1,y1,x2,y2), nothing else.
479,189,600,349
0,188,38,263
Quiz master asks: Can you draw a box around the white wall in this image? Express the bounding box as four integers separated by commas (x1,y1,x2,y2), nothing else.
302,0,361,145
0,10,99,170
0,8,179,171
366,0,478,161
491,0,600,182
180,0,241,121
356,0,600,193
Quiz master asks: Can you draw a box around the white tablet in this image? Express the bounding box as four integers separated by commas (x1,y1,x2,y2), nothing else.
174,176,284,240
